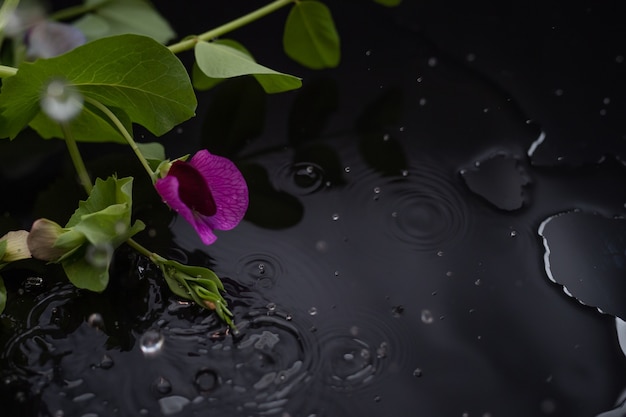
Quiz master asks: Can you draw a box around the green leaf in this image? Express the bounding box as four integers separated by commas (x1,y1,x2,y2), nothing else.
0,34,197,141
72,0,176,44
194,40,302,94
373,0,402,6
283,1,340,69
0,275,6,314
60,176,145,292
29,103,132,144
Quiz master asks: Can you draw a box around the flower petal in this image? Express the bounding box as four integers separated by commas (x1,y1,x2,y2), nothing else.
155,175,218,245
189,150,249,231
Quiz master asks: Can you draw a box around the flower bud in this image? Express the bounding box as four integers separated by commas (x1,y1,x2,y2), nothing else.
40,78,84,123
27,218,84,262
0,230,32,263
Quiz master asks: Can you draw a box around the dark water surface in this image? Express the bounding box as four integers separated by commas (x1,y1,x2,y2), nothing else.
1,1,626,416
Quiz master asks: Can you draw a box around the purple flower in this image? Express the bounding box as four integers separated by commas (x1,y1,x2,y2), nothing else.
155,150,248,245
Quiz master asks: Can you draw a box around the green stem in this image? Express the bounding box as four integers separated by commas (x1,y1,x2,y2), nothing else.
48,0,113,21
168,0,295,54
83,97,156,182
0,65,18,78
61,122,93,194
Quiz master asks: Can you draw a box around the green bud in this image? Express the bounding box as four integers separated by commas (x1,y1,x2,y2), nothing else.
0,230,32,264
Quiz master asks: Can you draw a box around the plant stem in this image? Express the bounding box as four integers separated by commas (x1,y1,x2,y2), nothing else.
83,97,156,183
0,65,17,78
61,122,93,194
48,0,113,21
168,0,295,54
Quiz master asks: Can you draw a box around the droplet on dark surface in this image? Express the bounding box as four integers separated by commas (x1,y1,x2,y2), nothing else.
539,211,626,319
461,154,531,210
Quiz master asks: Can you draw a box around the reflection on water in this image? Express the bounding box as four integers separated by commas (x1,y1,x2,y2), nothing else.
2,1,626,417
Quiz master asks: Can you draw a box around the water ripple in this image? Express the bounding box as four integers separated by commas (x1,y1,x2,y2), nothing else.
340,159,473,254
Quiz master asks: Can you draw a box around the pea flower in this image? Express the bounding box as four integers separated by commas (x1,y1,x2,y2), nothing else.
155,150,248,245
0,231,32,265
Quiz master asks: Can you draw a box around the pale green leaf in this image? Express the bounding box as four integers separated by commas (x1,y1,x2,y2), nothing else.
283,1,340,69
72,0,176,44
0,34,196,141
194,40,301,94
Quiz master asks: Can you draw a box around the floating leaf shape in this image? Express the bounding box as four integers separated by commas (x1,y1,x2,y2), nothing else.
194,40,301,94
0,34,197,142
283,1,340,69
71,0,176,44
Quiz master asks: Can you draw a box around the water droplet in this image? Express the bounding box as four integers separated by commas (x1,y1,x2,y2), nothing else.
474,279,482,286
437,250,444,257
427,57,437,67
140,329,164,357
266,302,277,312
603,97,611,105
85,243,113,269
382,133,390,141
158,395,190,416
421,309,434,324
510,229,518,237
87,312,104,329
401,169,409,177
419,98,427,106
308,307,318,316
466,53,476,62
416,76,423,83
413,368,423,377
365,49,372,56
554,88,564,96
344,166,351,173
374,395,382,402
334,270,340,277
446,271,453,277
152,377,172,395
99,354,114,369
331,213,340,221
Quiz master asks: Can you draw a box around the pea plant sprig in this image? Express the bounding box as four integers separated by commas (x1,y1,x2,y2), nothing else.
0,0,400,325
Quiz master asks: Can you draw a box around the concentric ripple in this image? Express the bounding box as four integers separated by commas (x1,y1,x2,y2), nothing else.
235,252,285,289
340,159,473,254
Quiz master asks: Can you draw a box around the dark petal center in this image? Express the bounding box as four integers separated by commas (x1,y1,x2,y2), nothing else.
169,161,217,216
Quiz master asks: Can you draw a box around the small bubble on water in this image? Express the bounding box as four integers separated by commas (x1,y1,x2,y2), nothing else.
475,279,482,286
391,305,404,317
374,395,382,403
437,250,444,257
427,57,437,67
401,169,409,177
308,306,318,316
510,230,518,237
421,309,434,324
85,243,113,268
343,352,354,361
266,302,277,311
257,263,266,274
194,369,219,393
446,271,453,277
331,213,340,221
140,329,164,356
416,76,423,83
365,49,372,56
413,368,423,377
344,166,351,173
87,313,104,329
334,270,340,277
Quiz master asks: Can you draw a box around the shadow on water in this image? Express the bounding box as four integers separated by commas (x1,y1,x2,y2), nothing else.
1,1,626,417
